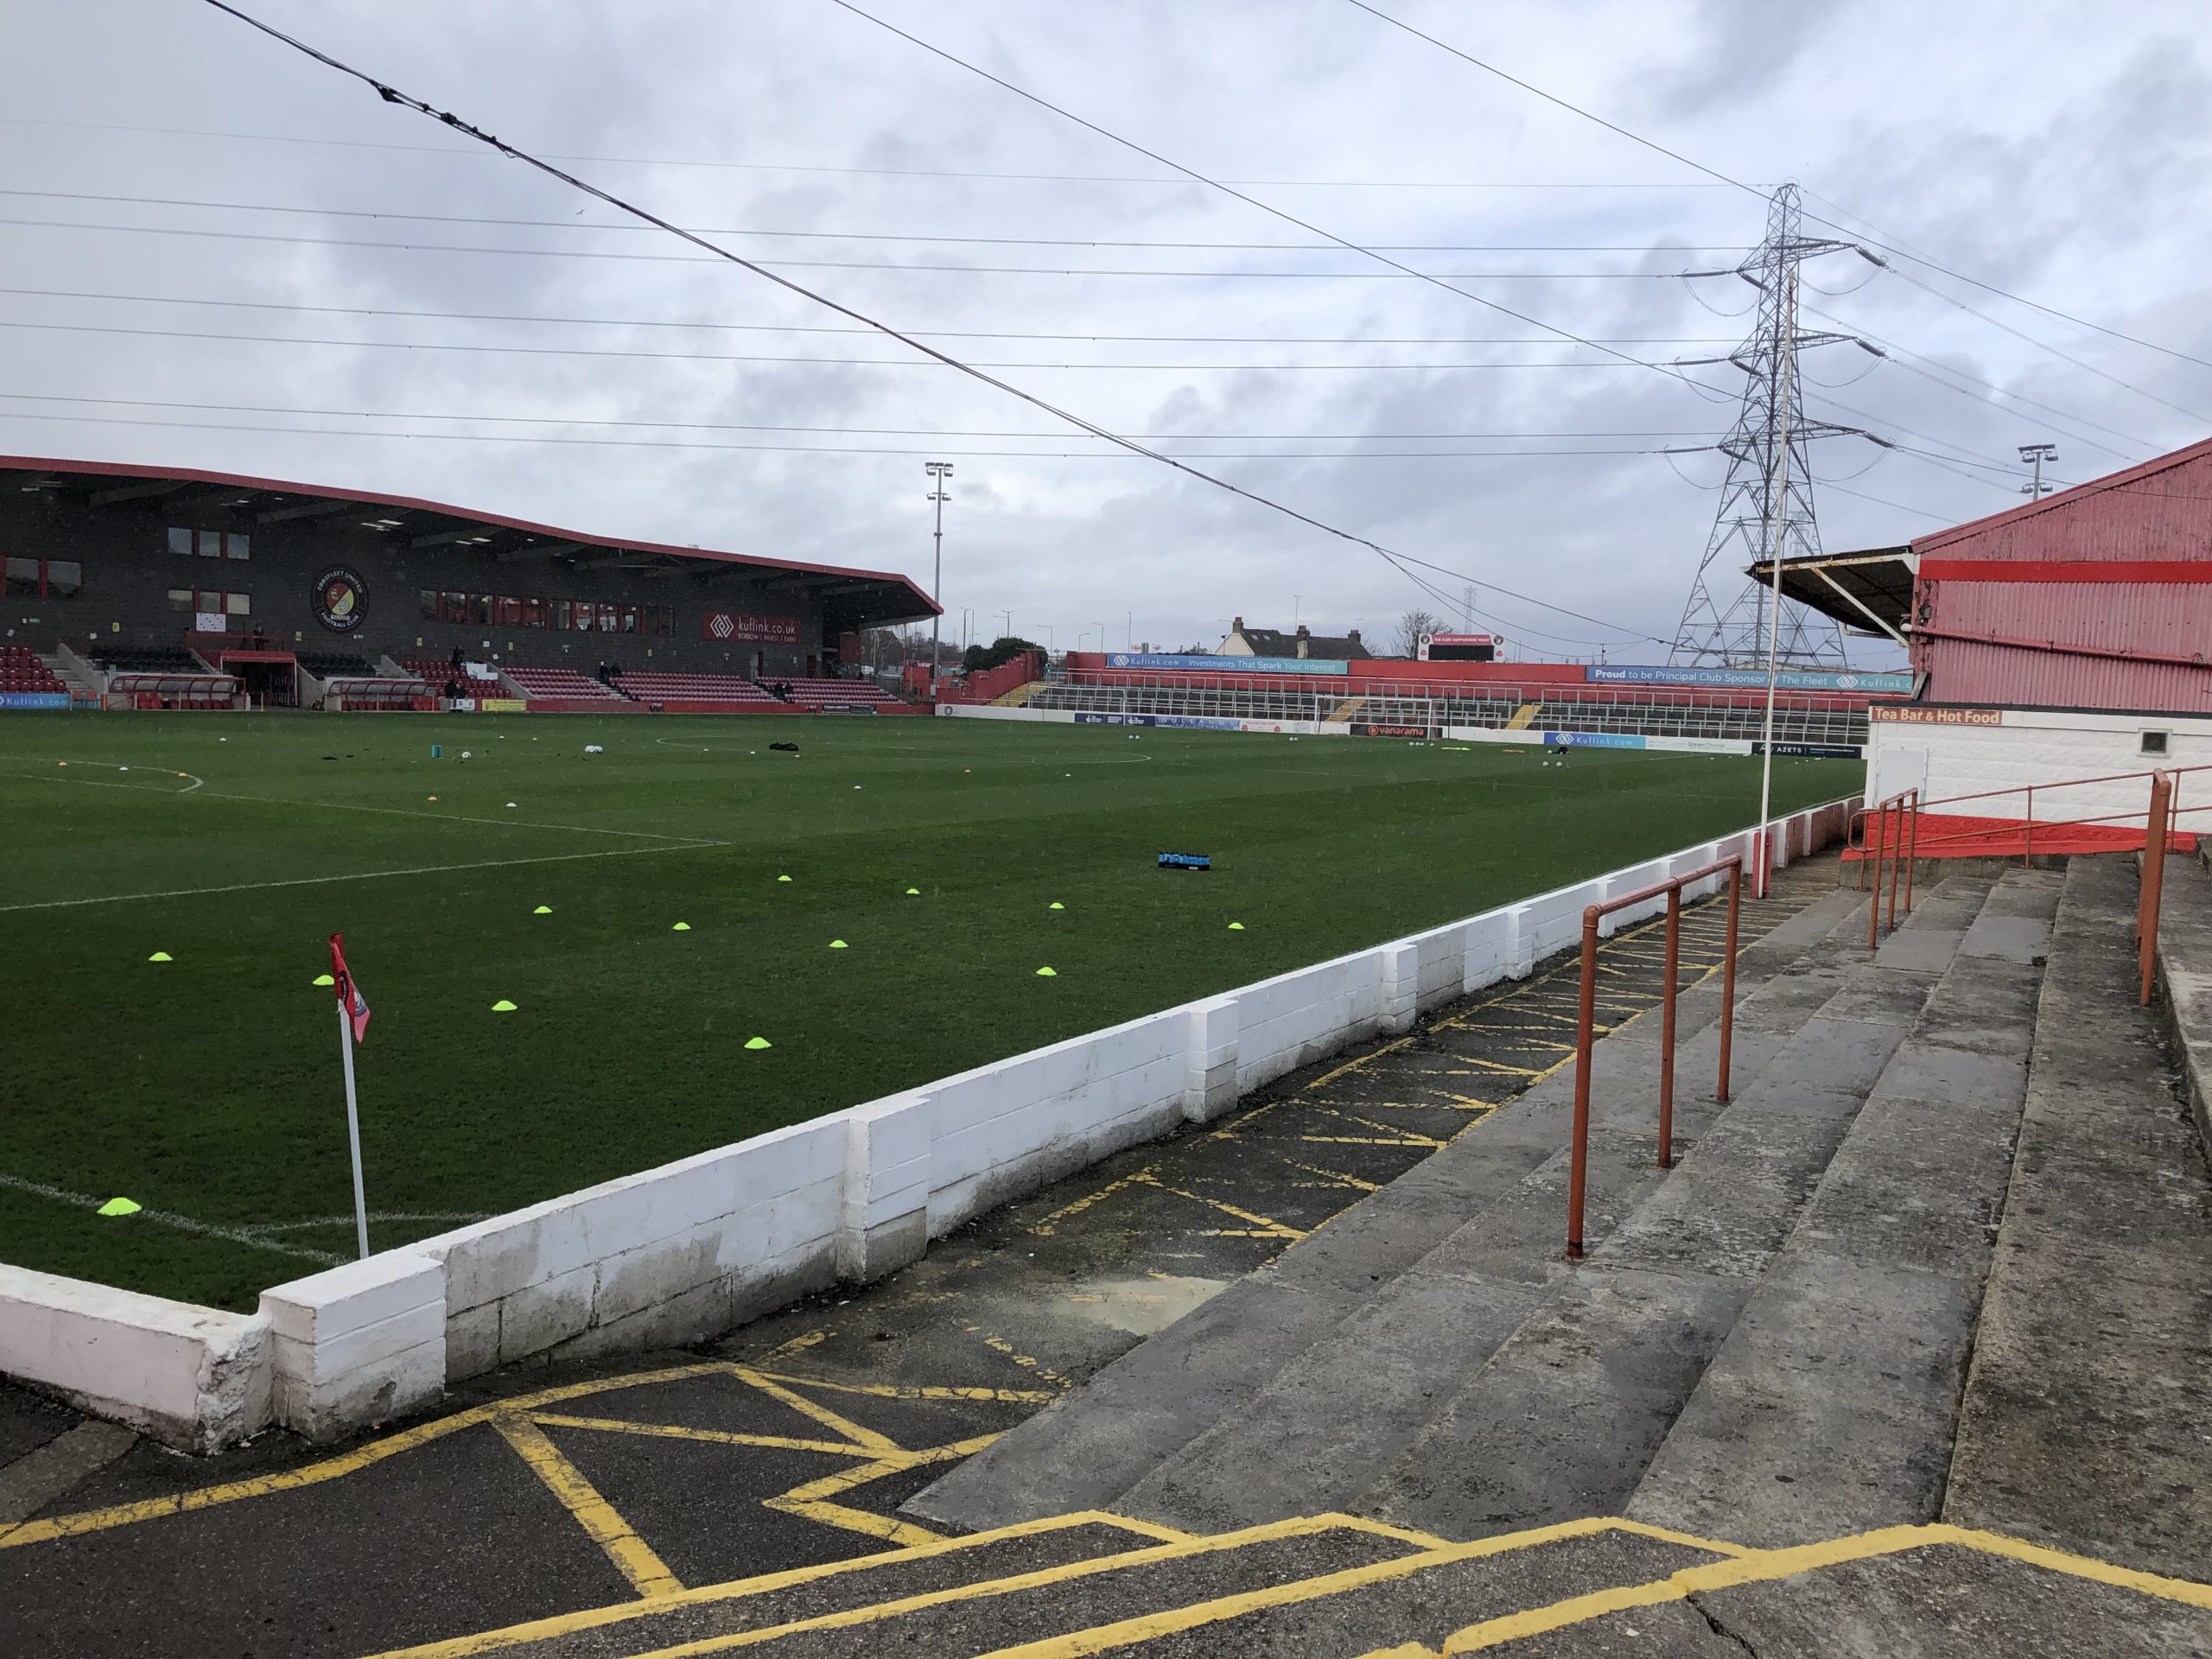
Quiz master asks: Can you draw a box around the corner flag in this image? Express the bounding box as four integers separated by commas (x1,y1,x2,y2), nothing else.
329,933,371,1043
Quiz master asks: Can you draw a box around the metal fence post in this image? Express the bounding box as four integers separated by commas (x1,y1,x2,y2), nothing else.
2141,772,2171,1007
1567,906,1600,1260
1659,887,1680,1169
1903,789,1918,914
1885,797,1904,933
1717,861,1740,1105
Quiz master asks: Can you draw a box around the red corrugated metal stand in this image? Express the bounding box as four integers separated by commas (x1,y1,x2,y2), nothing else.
1910,435,2212,712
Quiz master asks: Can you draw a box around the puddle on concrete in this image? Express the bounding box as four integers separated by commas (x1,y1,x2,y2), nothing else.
1057,1274,1226,1337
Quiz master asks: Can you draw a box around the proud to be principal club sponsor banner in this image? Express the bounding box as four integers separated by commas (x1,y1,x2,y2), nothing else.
1588,664,1915,696
1103,652,1351,677
701,611,801,645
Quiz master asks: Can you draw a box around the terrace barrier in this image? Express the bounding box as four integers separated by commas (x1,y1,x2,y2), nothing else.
1566,855,1743,1259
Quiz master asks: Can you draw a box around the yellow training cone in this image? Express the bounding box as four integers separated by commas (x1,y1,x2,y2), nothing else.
1228,922,1245,931
777,874,793,883
98,1198,141,1217
1035,966,1058,977
1049,902,1065,911
532,906,552,915
745,1036,772,1050
313,973,335,987
491,999,518,1013
671,921,691,931
148,951,173,962
905,887,921,896
830,939,849,949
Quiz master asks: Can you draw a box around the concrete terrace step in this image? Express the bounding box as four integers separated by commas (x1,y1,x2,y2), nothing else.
906,884,1869,1535
1942,854,2212,1585
1347,874,2003,1541
1625,865,2060,1548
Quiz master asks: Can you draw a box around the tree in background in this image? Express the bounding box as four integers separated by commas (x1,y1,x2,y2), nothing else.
1395,608,1441,658
962,636,1046,673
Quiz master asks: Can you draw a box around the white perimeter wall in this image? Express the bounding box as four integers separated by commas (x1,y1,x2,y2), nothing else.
0,793,1858,1452
1867,706,2212,830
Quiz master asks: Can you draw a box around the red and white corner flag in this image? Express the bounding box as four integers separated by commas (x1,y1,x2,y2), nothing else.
329,933,371,1043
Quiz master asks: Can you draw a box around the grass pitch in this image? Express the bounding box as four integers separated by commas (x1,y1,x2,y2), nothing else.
0,713,1853,1309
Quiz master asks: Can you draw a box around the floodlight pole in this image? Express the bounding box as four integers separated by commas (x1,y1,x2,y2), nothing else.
1755,264,1797,900
925,461,952,696
2018,442,2058,500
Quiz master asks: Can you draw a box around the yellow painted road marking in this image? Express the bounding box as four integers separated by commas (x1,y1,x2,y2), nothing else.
763,1451,958,1548
1135,1173,1306,1242
1425,1522,2212,1655
1030,1165,1160,1236
751,1370,1057,1406
494,1416,683,1600
963,1326,1075,1390
759,1328,828,1363
1304,1035,1419,1092
0,1360,734,1552
961,1517,1707,1659
365,1511,1179,1659
584,1513,1430,1659
527,1414,874,1459
727,1366,900,1452
1278,1158,1382,1193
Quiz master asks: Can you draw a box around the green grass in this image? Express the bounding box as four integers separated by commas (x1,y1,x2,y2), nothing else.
0,713,1853,1310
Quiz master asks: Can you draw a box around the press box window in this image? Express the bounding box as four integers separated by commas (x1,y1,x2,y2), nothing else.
169,527,250,559
6,558,79,600
2141,730,2170,756
4,558,39,598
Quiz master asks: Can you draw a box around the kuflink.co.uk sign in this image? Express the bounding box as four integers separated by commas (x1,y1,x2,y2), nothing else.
1105,652,1350,677
0,692,69,711
1587,664,1914,695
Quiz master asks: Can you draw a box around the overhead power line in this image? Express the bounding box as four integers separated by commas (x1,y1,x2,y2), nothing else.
820,0,1720,403
0,216,1697,280
1343,0,2212,428
0,285,1741,348
0,113,1746,191
195,0,1671,645
0,188,1748,256
0,391,1718,442
0,318,1732,372
0,407,1707,461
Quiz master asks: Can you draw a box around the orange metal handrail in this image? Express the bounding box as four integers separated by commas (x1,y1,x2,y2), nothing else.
1848,762,2212,857
1567,854,1743,1260
1858,789,1919,946
2139,771,2178,1007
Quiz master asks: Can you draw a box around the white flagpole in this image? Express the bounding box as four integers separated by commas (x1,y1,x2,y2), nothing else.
337,1003,370,1260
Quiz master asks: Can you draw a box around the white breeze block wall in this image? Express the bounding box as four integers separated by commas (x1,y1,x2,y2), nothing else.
923,1009,1188,1235
259,1253,442,1440
409,1116,848,1382
0,1264,270,1452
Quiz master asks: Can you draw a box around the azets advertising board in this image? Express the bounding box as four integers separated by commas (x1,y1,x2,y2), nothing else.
1103,652,1349,677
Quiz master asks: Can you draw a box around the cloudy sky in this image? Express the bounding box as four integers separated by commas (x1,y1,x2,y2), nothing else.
5,0,2209,664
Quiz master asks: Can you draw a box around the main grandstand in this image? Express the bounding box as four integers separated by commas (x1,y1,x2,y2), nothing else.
0,454,935,711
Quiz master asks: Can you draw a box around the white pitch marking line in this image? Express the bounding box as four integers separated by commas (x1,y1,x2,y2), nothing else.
0,1172,343,1265
0,760,205,792
0,839,729,912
